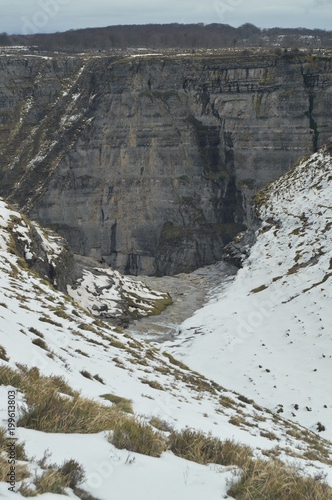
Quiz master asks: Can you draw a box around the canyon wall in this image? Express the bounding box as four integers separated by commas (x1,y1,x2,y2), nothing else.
0,50,332,275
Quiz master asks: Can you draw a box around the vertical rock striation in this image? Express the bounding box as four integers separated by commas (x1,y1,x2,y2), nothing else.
0,51,332,275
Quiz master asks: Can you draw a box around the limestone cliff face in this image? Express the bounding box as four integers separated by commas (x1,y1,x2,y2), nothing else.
1,51,332,275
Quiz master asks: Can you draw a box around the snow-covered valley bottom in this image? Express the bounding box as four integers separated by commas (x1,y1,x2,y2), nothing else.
1,145,332,499
129,261,237,343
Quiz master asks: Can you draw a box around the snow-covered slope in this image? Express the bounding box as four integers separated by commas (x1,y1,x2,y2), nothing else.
1,200,171,325
1,150,332,500
67,264,171,325
167,145,332,441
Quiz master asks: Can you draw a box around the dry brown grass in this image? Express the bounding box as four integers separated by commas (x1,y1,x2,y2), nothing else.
149,417,173,432
0,455,30,484
109,420,167,458
19,389,120,434
100,393,133,413
19,459,86,497
0,345,9,361
20,470,68,496
0,365,120,434
162,352,190,370
31,338,48,350
0,427,30,484
227,458,332,499
0,427,27,461
140,379,165,391
168,428,252,467
220,395,236,409
2,366,332,499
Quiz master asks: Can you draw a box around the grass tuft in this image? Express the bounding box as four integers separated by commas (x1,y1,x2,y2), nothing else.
19,460,85,497
93,374,105,384
0,427,29,483
0,345,9,362
140,379,164,391
0,426,28,461
18,391,119,434
149,417,173,432
162,352,190,370
109,420,167,458
1,365,332,498
0,365,119,434
168,429,252,467
29,327,44,338
100,394,133,414
80,370,93,380
20,470,68,496
31,338,48,350
58,459,86,489
227,458,332,499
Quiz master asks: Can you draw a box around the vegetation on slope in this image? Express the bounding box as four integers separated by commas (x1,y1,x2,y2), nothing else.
1,364,332,498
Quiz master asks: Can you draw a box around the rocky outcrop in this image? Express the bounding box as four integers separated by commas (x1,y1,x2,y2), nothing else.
8,208,75,293
4,198,172,325
1,50,332,275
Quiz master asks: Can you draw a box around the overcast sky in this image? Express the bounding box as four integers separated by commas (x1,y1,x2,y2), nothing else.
1,0,332,35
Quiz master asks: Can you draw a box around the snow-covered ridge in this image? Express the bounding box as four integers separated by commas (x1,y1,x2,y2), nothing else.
255,147,332,284
168,144,332,441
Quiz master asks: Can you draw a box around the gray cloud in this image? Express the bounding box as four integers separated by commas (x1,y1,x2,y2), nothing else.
312,0,332,4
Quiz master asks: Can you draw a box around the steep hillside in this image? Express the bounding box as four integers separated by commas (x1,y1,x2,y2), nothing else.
1,198,332,497
167,144,332,444
0,49,332,274
0,199,171,326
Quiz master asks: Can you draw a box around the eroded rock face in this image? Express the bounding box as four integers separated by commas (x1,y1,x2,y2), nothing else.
1,51,332,275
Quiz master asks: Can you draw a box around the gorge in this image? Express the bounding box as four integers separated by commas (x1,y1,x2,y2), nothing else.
1,48,332,275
